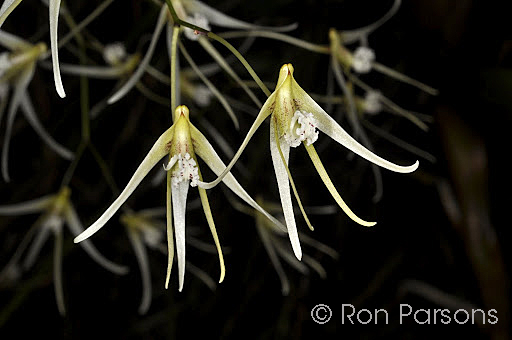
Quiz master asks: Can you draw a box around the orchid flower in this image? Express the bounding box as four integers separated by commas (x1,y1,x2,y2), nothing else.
0,0,65,97
0,30,73,182
73,105,286,292
230,195,338,295
0,186,128,315
121,209,217,314
197,64,418,260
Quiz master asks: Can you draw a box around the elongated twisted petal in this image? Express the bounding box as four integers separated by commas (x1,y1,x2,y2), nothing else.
66,205,129,275
197,91,275,189
108,4,167,104
185,261,216,291
172,180,189,292
2,62,35,182
255,219,290,295
270,118,302,260
56,63,125,79
73,126,174,243
165,171,175,289
305,144,376,227
340,0,401,44
190,124,287,232
52,227,66,315
0,195,52,215
49,0,65,97
126,228,152,314
291,83,418,173
184,0,297,32
0,28,31,50
23,223,53,270
20,94,73,159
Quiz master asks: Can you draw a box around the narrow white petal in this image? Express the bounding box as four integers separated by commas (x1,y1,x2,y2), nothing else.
256,223,290,295
0,195,52,215
20,94,73,159
184,0,297,32
73,126,173,243
0,0,23,29
340,0,401,44
126,229,152,314
190,124,287,233
56,63,124,79
0,26,31,50
292,80,419,173
23,224,52,270
197,91,274,189
0,0,16,18
302,254,327,279
108,4,167,104
270,118,302,260
172,180,189,292
65,205,128,275
52,227,66,315
2,63,35,181
49,0,65,98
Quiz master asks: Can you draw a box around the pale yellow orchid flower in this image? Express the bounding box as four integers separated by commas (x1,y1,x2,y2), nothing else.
74,105,286,292
0,186,128,315
0,30,72,182
198,64,418,260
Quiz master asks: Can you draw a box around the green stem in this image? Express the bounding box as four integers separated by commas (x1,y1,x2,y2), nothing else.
163,0,270,96
170,24,180,116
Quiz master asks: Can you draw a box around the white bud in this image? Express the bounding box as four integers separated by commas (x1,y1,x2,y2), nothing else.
352,46,375,73
363,90,382,114
103,43,127,66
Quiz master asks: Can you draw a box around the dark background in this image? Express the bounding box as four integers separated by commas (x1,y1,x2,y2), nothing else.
0,0,510,339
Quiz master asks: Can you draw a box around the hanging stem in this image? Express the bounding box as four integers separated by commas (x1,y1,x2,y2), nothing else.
163,0,270,96
170,25,180,115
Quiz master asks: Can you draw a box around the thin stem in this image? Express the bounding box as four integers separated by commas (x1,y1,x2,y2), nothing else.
163,0,270,96
170,25,180,115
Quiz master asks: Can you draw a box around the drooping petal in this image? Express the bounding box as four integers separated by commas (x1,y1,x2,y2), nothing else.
165,171,175,289
190,123,287,232
0,27,31,50
171,179,189,292
300,233,339,259
0,223,38,283
49,0,65,98
255,218,290,295
23,224,52,270
196,90,275,189
269,118,302,260
107,4,167,104
0,195,52,215
126,228,152,314
302,254,326,279
73,126,174,243
185,261,216,291
197,167,225,284
339,0,401,44
65,204,129,275
304,143,376,227
183,0,297,32
291,79,419,173
2,62,35,182
198,37,262,107
20,94,73,160
56,63,125,79
372,62,438,96
52,226,66,315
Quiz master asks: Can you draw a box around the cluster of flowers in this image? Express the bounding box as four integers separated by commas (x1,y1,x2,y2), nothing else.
0,0,435,315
